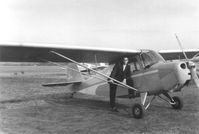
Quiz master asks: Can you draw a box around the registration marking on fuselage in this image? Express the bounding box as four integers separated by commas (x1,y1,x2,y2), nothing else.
131,70,159,78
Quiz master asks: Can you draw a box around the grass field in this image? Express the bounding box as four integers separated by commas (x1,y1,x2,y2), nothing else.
0,64,199,134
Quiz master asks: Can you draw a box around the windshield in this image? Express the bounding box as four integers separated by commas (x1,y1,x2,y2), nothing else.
141,50,165,67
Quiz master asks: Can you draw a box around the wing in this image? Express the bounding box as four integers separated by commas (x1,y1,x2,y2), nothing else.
0,43,140,63
159,49,199,61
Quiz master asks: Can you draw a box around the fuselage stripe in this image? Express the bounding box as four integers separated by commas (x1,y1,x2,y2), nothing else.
131,70,158,78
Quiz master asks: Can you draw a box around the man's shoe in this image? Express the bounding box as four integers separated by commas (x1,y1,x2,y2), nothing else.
111,107,119,112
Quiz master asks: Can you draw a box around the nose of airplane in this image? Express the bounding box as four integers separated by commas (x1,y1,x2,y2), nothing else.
187,61,199,88
175,61,191,85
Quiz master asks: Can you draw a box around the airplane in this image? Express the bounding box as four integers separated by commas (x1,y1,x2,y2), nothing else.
78,63,108,74
0,42,199,119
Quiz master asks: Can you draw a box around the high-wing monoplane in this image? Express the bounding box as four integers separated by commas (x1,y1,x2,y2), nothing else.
0,43,199,118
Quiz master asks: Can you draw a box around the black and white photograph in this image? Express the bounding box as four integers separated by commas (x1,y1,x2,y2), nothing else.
0,0,198,134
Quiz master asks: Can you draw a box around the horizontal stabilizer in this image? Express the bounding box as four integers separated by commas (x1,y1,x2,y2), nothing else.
42,81,81,87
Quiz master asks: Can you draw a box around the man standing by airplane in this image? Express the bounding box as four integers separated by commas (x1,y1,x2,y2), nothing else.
108,57,131,112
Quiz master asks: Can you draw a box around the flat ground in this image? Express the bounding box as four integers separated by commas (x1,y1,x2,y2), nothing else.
0,63,199,134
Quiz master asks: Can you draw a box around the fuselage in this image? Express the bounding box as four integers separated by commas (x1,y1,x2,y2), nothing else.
78,50,191,97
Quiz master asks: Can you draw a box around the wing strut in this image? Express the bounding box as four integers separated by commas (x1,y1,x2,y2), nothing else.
50,51,138,91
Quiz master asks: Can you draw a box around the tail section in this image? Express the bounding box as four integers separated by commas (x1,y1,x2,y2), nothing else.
65,62,83,82
42,62,83,87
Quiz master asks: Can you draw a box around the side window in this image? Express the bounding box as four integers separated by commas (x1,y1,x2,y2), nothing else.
129,57,141,73
129,63,135,72
135,61,141,71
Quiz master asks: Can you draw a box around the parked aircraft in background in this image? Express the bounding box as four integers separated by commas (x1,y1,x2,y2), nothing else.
78,63,108,73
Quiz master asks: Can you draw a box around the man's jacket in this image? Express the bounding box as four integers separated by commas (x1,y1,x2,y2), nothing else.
110,62,131,82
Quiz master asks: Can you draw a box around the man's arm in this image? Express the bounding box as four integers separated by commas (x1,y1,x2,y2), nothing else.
108,63,119,83
110,63,118,78
126,64,131,78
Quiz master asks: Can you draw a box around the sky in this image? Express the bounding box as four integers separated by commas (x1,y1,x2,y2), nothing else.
0,0,198,51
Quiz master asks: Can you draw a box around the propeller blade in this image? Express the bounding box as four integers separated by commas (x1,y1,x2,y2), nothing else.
175,34,189,61
190,68,199,88
174,34,199,88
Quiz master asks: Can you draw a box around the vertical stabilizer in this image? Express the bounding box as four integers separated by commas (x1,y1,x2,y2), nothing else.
64,62,83,82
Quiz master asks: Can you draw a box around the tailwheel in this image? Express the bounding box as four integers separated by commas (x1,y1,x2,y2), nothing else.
132,103,143,119
171,96,183,110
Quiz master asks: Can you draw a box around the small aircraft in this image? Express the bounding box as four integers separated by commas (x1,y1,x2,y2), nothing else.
78,63,108,74
0,42,199,119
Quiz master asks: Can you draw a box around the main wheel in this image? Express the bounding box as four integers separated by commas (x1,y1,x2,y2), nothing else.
132,103,143,119
171,96,183,110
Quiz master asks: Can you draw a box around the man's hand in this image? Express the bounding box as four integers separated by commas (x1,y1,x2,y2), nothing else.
122,79,126,84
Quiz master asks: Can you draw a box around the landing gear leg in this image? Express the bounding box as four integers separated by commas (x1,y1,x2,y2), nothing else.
162,92,174,103
160,92,183,110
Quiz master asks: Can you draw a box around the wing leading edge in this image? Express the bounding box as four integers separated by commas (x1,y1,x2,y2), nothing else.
159,49,199,61
0,43,140,63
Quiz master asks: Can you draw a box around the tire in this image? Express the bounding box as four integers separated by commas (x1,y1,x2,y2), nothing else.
171,96,183,110
132,103,143,119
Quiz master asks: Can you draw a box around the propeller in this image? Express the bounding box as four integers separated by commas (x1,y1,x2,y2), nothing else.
190,65,199,88
175,34,199,88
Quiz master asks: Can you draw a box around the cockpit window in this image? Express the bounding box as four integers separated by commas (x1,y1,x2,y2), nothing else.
141,50,165,68
129,56,142,73
128,50,165,71
142,52,156,67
